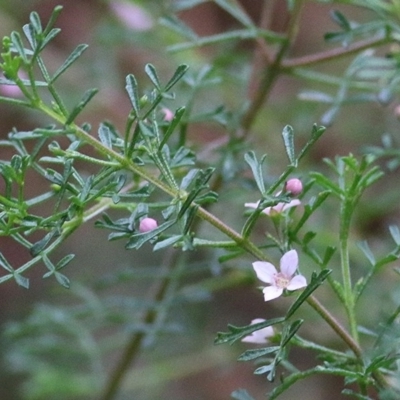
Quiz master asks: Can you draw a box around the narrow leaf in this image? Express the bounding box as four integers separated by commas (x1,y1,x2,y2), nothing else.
214,317,285,345
98,123,113,149
244,151,266,194
145,64,161,90
165,64,189,91
125,74,140,114
389,225,400,246
357,240,375,266
153,235,182,251
286,269,332,318
160,106,185,149
281,125,296,166
65,88,98,125
231,389,256,400
14,273,29,289
52,44,88,82
237,346,280,362
56,254,75,270
29,11,43,34
10,31,29,64
55,272,70,288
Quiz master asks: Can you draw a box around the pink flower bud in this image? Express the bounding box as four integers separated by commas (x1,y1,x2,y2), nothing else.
285,178,303,196
139,217,158,233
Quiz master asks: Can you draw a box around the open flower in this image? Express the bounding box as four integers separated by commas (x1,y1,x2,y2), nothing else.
241,318,274,344
252,250,307,301
245,198,300,216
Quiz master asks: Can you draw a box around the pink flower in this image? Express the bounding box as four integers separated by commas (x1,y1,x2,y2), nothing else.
241,319,274,344
285,178,303,196
139,217,158,233
162,107,174,122
252,250,307,301
245,199,300,216
110,1,153,31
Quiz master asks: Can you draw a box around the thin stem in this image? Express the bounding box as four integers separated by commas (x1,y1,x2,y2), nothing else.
340,198,359,343
306,295,361,358
281,35,390,70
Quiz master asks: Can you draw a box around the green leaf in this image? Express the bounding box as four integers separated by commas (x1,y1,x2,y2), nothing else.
160,106,185,149
153,235,182,251
357,240,375,266
165,64,189,91
244,151,266,194
231,389,256,400
0,253,13,273
281,125,296,166
144,64,161,90
54,272,70,288
330,10,351,30
98,123,113,149
52,44,88,82
29,11,43,34
298,125,326,162
286,269,332,319
125,74,140,115
237,346,280,362
126,220,176,249
214,317,285,345
30,229,60,256
178,168,214,218
159,15,198,40
280,319,303,347
40,28,61,50
65,88,98,125
55,254,75,270
14,273,29,289
10,31,28,64
389,225,400,246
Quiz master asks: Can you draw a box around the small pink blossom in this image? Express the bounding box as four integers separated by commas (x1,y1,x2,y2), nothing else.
162,107,174,122
252,250,307,301
285,178,303,196
241,319,274,344
245,198,300,216
139,217,158,233
110,1,153,31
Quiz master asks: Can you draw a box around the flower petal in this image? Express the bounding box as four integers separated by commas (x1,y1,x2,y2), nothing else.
287,274,307,291
252,261,277,284
281,199,301,211
262,286,283,301
280,250,298,277
244,201,260,209
242,325,274,344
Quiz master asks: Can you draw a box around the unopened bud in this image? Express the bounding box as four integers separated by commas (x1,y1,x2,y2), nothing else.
285,178,303,196
139,217,158,233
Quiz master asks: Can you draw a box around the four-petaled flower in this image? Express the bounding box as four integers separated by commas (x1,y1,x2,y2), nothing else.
241,318,274,344
245,198,300,216
252,250,307,301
